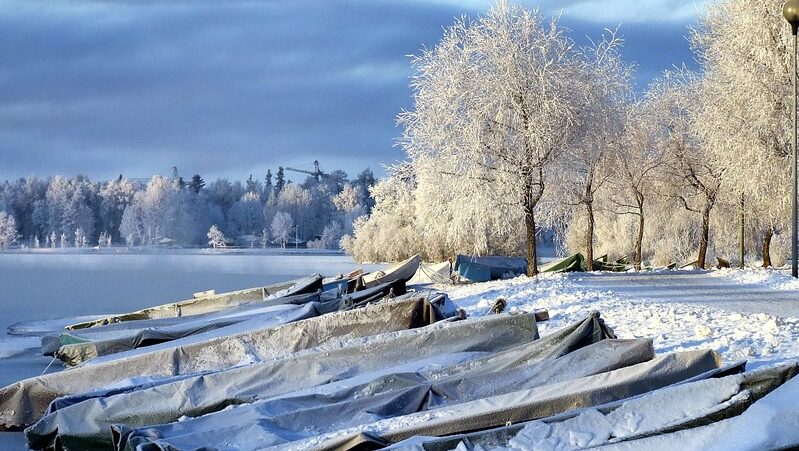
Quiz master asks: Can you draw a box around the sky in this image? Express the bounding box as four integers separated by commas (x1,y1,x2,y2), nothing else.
0,0,708,184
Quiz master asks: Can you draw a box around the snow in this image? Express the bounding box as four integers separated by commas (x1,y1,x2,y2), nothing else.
0,336,40,359
596,371,799,450
437,271,799,369
2,254,799,449
708,267,799,291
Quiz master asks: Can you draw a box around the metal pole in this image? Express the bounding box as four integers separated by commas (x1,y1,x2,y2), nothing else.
793,31,798,277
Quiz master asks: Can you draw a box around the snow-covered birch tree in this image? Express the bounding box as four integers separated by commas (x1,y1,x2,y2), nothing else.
399,1,583,275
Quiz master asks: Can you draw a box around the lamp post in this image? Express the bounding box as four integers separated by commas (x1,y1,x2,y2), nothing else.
784,0,799,278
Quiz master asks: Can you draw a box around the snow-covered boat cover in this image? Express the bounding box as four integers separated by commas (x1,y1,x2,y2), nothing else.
65,274,324,329
48,281,407,366
388,363,798,450
25,310,547,449
0,297,443,430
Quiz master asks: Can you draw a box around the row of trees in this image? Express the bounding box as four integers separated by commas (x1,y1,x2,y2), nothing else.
344,0,795,274
0,168,376,250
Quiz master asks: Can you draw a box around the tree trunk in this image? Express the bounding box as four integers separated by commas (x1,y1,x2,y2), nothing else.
762,227,773,268
634,210,644,271
525,202,538,277
697,203,711,269
585,203,594,271
739,193,745,269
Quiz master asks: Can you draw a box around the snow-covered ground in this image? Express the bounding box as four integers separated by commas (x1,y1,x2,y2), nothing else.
442,268,799,370
2,256,798,449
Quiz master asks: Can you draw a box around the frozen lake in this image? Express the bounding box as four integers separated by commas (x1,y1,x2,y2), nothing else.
0,250,383,448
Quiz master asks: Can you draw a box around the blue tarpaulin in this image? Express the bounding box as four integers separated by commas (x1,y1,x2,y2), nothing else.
454,255,527,282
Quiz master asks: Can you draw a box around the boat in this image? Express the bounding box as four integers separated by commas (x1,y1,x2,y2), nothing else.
453,255,527,282
65,274,324,329
360,254,420,289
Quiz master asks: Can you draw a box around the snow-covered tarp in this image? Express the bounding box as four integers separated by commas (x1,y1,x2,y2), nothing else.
65,274,324,330
26,310,546,449
49,281,409,366
117,337,646,451
0,297,443,430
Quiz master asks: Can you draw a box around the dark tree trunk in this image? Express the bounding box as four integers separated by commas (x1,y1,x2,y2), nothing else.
634,209,644,271
697,203,712,269
585,203,594,271
525,202,538,277
762,227,773,268
739,193,745,269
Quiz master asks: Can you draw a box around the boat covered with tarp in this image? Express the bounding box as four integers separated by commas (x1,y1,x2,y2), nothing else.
454,255,527,282
541,253,631,273
0,297,444,429
66,274,325,329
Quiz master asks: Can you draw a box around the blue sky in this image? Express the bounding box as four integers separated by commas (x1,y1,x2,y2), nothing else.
0,0,706,183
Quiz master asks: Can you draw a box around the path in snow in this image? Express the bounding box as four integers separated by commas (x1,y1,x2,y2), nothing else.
570,270,799,318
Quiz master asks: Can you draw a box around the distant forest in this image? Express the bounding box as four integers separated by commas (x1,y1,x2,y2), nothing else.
0,167,376,250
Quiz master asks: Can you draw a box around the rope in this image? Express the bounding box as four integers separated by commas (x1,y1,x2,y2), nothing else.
41,355,58,376
416,264,454,285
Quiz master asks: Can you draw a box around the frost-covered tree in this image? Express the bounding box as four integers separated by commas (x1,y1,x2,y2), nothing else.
691,0,793,267
120,204,143,246
207,225,227,249
276,185,312,241
49,230,56,249
271,211,293,249
99,177,135,242
228,191,263,237
398,1,588,275
344,164,420,262
0,211,17,250
553,30,633,270
604,100,669,269
260,228,269,249
74,227,87,248
654,71,725,269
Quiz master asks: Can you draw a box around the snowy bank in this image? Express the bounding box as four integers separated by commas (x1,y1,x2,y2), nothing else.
440,271,799,369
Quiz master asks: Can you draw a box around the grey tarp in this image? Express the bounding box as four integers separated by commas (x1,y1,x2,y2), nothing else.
116,338,651,451
0,297,442,430
284,349,721,451
383,361,781,450
66,274,324,330
42,302,302,357
51,281,408,366
593,363,799,451
26,310,548,450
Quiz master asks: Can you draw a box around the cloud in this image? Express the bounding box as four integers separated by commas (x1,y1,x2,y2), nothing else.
0,0,700,182
540,0,709,23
